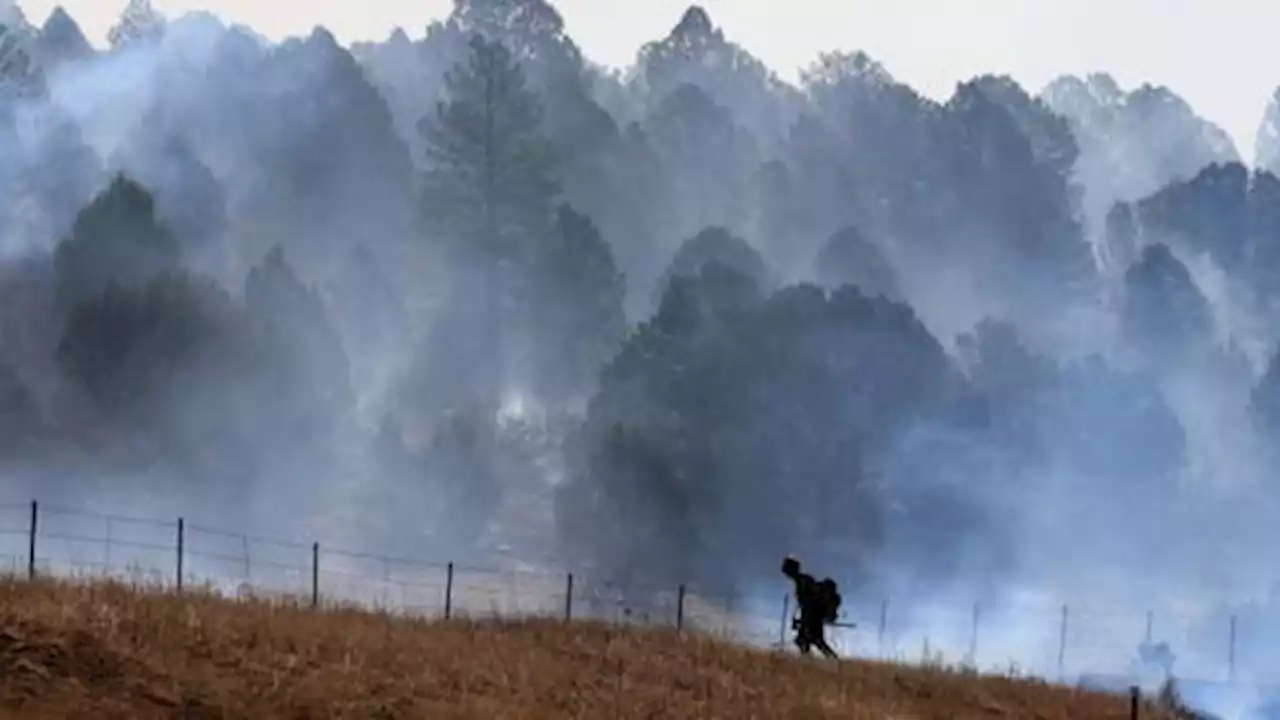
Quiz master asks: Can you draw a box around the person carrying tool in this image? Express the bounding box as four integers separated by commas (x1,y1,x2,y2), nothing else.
781,555,841,659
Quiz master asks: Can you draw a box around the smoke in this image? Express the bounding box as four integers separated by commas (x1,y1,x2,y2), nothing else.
2,2,1280,717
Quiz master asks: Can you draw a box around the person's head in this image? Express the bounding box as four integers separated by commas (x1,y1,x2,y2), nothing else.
781,555,800,578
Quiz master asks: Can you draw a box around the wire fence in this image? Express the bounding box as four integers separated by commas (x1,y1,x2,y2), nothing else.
0,499,1265,690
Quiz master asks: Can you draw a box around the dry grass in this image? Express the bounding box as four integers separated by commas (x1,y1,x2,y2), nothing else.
0,577,1179,719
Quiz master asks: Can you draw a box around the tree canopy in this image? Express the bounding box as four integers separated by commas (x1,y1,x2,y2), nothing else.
0,2,1268,626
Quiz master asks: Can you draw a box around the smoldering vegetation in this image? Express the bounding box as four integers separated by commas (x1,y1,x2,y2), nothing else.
1,0,1280,708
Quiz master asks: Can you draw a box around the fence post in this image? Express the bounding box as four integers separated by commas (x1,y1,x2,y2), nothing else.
564,572,573,622
310,542,319,610
676,584,686,632
779,594,790,647
176,518,184,593
1229,614,1237,683
26,500,36,581
104,516,112,571
440,562,453,620
1130,685,1140,719
1058,604,1069,680
969,601,980,666
878,597,888,658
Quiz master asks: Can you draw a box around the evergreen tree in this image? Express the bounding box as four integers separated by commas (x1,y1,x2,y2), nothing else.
243,28,414,274
0,15,44,116
35,7,94,68
557,277,966,597
55,270,234,418
527,204,626,404
418,33,561,410
643,82,758,241
1121,243,1214,364
420,33,560,262
657,225,768,303
244,245,353,419
53,174,180,311
1135,162,1249,274
632,5,798,151
814,225,902,301
943,81,1097,313
107,0,164,48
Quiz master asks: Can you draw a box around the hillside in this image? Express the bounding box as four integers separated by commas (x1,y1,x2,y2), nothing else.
0,577,1184,719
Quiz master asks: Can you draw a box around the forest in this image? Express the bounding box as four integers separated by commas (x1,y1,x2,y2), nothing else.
0,0,1278,640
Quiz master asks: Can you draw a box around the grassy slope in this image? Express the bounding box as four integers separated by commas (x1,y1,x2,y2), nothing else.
0,578,1177,719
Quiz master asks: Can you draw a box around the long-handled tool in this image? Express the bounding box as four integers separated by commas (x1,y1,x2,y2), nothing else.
792,611,857,629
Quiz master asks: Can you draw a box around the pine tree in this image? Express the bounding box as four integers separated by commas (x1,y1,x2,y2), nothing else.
0,16,45,104
418,33,561,409
53,174,180,311
528,204,626,404
107,0,164,48
419,33,560,263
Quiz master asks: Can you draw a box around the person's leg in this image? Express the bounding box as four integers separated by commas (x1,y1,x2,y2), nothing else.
795,637,812,655
809,621,838,659
797,618,821,657
794,627,811,654
815,634,838,659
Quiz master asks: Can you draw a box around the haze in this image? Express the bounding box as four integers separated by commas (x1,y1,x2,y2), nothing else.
3,1,1280,717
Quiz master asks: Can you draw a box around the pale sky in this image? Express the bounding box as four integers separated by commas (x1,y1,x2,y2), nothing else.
15,0,1278,160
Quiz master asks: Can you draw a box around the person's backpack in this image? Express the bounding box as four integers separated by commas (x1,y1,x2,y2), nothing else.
818,577,841,623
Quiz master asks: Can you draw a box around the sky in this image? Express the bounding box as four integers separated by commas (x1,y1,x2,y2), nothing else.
15,0,1278,160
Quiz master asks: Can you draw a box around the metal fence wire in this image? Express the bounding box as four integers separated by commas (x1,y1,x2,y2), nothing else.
0,499,1262,688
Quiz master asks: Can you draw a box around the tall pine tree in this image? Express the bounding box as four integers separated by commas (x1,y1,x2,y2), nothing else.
418,33,561,411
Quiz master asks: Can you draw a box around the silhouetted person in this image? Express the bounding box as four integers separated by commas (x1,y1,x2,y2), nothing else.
781,555,838,659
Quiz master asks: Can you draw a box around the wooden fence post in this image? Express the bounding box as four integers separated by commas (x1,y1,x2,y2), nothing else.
564,573,573,622
877,598,888,657
176,518,184,593
1057,604,1069,680
26,500,36,581
779,594,790,647
444,562,454,620
969,601,980,666
310,542,319,609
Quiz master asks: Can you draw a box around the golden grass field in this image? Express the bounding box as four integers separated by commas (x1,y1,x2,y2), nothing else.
0,577,1184,719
